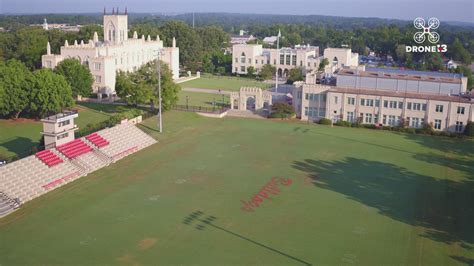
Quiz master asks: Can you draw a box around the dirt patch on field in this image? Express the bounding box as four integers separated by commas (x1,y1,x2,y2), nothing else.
138,238,157,250
116,253,140,265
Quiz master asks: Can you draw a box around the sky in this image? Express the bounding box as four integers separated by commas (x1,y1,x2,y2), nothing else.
1,0,473,23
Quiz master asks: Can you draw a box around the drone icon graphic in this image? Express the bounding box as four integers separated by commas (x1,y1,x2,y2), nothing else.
413,17,440,44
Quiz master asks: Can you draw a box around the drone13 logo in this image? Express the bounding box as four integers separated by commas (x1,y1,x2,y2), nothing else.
406,17,448,53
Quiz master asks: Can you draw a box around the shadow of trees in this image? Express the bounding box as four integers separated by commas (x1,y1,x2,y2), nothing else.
0,136,39,159
292,157,474,247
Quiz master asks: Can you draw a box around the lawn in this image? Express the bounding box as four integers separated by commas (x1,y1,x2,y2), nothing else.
179,75,271,91
0,103,133,159
0,112,473,265
177,91,230,108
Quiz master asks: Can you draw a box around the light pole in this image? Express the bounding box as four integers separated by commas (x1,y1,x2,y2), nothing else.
155,49,164,133
275,30,281,93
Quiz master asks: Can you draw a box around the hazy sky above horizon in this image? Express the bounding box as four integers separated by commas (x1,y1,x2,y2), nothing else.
1,0,473,23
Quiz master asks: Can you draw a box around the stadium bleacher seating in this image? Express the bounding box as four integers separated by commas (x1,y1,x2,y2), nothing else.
56,139,92,159
85,133,109,148
0,122,157,216
35,149,63,167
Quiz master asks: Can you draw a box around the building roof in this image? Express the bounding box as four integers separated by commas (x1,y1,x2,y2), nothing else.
328,86,472,103
338,69,462,84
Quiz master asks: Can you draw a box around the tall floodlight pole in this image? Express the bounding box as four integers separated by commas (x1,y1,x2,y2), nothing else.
156,50,163,133
275,29,281,93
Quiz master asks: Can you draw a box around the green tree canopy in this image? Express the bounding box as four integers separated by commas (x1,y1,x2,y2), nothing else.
29,68,74,118
115,60,180,110
0,59,32,118
287,67,304,84
260,64,276,80
55,58,93,97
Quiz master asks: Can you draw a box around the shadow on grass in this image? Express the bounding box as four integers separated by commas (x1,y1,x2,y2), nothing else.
1,136,38,158
292,158,474,248
183,211,312,265
403,133,474,157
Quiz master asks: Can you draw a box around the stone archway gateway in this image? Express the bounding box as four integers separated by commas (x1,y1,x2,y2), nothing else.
230,87,272,111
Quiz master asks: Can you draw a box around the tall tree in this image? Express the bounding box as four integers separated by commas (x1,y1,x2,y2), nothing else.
115,60,180,110
0,59,32,118
29,68,74,118
55,58,93,98
260,64,276,80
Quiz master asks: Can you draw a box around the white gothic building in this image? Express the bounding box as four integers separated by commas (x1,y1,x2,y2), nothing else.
42,8,180,98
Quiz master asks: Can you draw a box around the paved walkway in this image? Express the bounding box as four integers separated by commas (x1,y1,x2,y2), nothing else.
226,109,266,119
181,87,232,95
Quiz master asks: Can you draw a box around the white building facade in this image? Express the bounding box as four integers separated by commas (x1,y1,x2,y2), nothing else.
293,69,473,133
42,9,180,98
232,44,359,77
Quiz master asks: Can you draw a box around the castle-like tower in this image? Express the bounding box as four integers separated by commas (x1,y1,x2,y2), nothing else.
103,8,128,44
41,8,180,99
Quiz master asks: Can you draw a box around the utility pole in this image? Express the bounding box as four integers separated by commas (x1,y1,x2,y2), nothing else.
275,30,281,93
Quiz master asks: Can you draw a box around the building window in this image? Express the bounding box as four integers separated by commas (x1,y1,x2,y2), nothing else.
375,99,380,107
389,101,397,109
410,117,420,128
374,114,379,124
305,93,309,100
398,101,403,109
347,97,355,105
58,119,70,127
457,106,465,114
347,112,354,122
434,119,442,130
455,121,464,132
360,98,365,106
93,62,101,70
435,105,444,113
57,132,69,140
286,54,291,65
46,61,52,68
292,55,297,66
240,66,245,72
364,113,373,124
280,54,284,64
384,100,388,108
383,115,387,124
94,75,102,83
240,52,246,63
388,115,397,126
422,104,427,111
412,103,421,111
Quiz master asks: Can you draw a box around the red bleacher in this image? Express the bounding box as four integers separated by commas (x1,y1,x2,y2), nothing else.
85,133,110,148
35,149,63,167
57,139,92,159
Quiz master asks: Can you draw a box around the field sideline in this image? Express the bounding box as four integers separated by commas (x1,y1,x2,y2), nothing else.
0,111,473,265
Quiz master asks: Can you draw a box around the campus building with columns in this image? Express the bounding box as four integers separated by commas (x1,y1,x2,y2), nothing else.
42,8,179,98
231,44,359,77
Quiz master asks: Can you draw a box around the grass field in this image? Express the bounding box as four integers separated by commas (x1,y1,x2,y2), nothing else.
177,91,230,107
179,75,271,91
0,103,133,159
0,112,473,265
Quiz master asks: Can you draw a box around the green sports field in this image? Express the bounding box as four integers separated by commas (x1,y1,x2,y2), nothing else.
179,75,271,91
0,112,473,265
